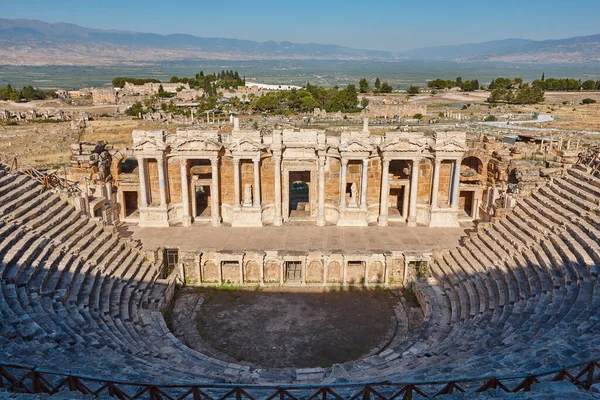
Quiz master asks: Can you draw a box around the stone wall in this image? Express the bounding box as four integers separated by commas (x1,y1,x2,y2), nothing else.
182,250,418,288
91,88,117,105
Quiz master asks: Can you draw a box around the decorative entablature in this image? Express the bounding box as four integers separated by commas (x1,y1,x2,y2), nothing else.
225,130,267,160
279,129,327,160
430,131,468,161
379,132,430,160
168,130,223,159
132,129,169,158
339,131,378,159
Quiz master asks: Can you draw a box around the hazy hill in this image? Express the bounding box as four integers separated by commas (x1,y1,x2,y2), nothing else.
404,35,600,63
0,18,599,65
0,18,398,65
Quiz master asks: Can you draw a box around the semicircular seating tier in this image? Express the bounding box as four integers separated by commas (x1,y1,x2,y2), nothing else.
1,162,600,387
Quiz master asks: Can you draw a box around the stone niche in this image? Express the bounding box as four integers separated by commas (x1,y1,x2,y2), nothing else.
263,251,281,284
345,256,366,285
221,257,242,284
305,253,324,284
201,253,219,283
243,252,264,283
325,254,344,284
368,254,387,285
385,252,405,286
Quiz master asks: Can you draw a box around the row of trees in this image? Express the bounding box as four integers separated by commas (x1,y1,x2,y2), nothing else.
169,70,245,96
427,77,480,91
111,77,160,88
252,83,362,113
532,77,600,91
0,84,54,102
358,77,393,94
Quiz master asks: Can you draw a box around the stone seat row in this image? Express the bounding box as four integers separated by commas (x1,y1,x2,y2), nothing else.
0,169,238,383
346,166,600,381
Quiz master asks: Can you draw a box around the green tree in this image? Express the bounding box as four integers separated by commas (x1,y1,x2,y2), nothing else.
359,78,370,93
360,97,369,108
125,102,144,117
255,93,280,112
374,78,381,92
407,85,420,95
380,82,393,93
582,80,596,91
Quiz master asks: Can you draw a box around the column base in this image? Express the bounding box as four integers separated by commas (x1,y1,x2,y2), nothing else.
231,207,263,227
211,217,221,227
316,215,326,226
139,206,170,227
407,216,417,227
429,207,460,227
182,215,192,227
274,215,283,226
377,215,388,226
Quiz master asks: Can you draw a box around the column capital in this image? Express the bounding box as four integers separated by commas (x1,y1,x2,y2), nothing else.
341,158,349,166
362,158,369,166
233,157,240,165
179,157,187,166
318,155,326,166
433,157,443,166
381,158,390,167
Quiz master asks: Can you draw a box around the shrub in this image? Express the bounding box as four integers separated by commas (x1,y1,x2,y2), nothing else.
484,115,497,122
582,98,597,104
413,113,423,120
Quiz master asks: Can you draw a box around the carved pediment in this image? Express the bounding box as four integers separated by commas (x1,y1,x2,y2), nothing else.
380,138,427,151
341,139,373,153
132,139,168,152
434,140,468,152
173,138,223,151
228,138,266,153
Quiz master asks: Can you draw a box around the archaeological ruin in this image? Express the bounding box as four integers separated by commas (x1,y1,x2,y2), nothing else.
1,116,600,398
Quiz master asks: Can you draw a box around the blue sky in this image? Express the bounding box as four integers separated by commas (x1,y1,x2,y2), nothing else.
3,0,599,51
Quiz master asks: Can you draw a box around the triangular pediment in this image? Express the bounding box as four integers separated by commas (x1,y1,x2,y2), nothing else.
132,139,168,151
341,139,373,152
229,138,265,152
435,140,468,152
174,138,222,151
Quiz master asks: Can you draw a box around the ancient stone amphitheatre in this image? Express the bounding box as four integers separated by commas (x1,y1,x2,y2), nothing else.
1,107,600,399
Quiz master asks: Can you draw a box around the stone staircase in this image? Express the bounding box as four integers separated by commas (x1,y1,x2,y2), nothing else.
1,162,600,392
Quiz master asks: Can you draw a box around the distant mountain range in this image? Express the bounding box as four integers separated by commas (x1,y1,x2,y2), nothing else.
0,19,599,65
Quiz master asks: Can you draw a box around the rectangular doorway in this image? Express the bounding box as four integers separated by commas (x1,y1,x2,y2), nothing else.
194,185,211,218
459,190,474,217
289,171,311,219
123,191,139,217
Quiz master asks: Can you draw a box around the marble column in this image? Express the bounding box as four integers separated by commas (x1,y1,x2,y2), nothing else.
211,157,221,226
360,158,369,208
451,159,461,209
317,155,326,226
378,158,390,226
253,157,261,207
233,158,241,208
180,158,191,226
339,158,348,211
157,156,168,207
407,158,419,227
137,157,148,207
274,155,283,226
430,159,442,209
